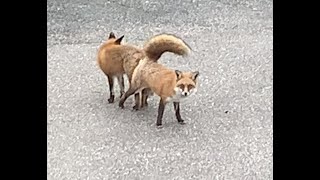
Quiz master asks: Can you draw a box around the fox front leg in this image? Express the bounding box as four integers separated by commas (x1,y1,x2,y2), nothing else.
107,75,115,103
173,102,185,124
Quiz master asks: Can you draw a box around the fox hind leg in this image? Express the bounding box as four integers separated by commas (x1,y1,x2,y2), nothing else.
117,75,125,98
156,98,166,127
133,92,142,111
141,88,149,107
119,87,138,109
107,75,115,103
133,93,140,110
133,88,149,110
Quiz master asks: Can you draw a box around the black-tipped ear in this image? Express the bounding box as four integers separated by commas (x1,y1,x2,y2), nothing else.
115,35,124,44
192,71,199,80
109,32,116,39
175,70,182,79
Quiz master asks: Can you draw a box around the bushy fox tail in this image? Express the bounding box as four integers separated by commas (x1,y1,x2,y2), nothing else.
143,34,191,61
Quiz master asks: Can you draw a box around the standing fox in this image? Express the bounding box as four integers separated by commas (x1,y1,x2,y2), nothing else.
97,32,126,103
97,32,193,110
119,35,199,127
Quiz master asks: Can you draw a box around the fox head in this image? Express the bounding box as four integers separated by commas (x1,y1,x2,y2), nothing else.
106,32,124,45
174,70,199,98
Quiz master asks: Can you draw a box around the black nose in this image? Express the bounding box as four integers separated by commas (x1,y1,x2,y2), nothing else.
184,92,187,96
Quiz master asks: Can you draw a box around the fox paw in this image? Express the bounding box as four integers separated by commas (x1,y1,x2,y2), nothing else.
132,105,139,111
108,97,114,103
118,102,124,109
143,102,148,107
178,120,186,125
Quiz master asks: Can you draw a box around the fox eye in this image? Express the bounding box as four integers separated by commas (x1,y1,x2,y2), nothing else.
187,84,194,90
178,84,185,89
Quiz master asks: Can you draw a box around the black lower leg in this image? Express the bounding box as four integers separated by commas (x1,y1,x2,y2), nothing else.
118,76,125,98
107,75,114,103
174,102,185,124
157,99,166,126
142,89,149,107
133,93,140,110
143,95,149,107
119,87,137,108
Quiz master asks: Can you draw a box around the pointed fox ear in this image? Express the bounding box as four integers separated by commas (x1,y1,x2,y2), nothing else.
192,71,199,80
115,35,124,44
109,32,116,39
175,70,182,79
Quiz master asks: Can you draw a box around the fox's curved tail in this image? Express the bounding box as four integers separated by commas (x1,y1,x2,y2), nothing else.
143,34,191,61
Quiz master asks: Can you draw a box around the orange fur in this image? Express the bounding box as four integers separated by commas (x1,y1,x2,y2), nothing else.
97,33,128,103
97,32,192,109
97,38,126,77
118,34,198,126
130,60,199,103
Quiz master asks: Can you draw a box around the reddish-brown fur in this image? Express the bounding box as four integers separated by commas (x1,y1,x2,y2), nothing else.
118,35,199,127
97,33,192,109
97,33,127,103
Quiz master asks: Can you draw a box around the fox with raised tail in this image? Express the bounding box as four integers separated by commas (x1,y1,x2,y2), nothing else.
97,32,194,110
119,34,199,127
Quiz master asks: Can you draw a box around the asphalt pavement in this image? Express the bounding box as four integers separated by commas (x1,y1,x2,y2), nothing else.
47,0,273,179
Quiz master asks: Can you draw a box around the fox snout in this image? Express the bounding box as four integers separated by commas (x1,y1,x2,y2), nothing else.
182,91,189,96
175,85,195,97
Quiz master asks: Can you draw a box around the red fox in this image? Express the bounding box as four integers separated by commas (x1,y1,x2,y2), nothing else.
97,32,192,110
97,32,126,103
118,36,199,127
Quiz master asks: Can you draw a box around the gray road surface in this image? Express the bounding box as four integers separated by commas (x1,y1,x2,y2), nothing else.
47,0,273,179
